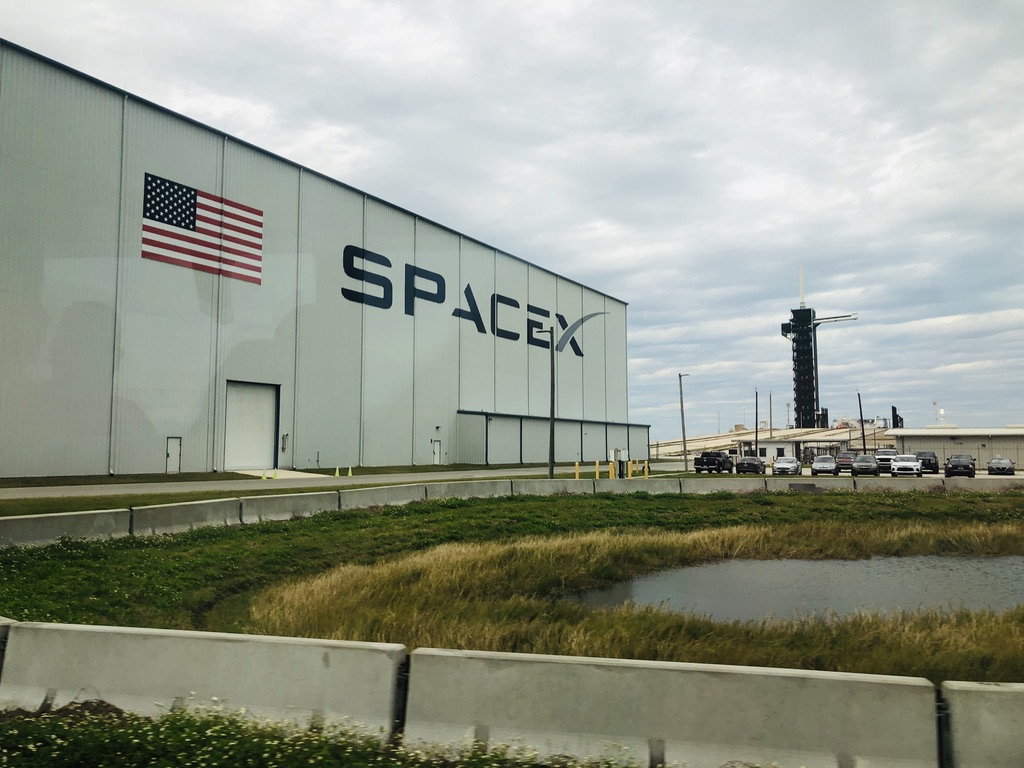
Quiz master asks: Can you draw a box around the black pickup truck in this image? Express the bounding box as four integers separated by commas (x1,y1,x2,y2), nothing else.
694,450,734,473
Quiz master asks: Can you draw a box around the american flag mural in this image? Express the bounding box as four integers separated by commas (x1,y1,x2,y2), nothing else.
141,173,264,285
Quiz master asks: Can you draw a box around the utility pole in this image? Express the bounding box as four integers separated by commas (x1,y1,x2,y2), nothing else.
678,373,690,472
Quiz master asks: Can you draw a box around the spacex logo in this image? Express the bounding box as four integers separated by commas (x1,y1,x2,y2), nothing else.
340,245,605,356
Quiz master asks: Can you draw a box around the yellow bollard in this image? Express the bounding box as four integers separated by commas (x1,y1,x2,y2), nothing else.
595,460,600,479
644,460,649,478
574,461,580,480
608,461,614,479
627,460,633,479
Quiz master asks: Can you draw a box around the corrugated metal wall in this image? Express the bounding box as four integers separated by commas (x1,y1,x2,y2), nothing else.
0,40,645,476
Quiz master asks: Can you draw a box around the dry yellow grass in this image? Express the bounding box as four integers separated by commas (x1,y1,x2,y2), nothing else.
248,520,1024,681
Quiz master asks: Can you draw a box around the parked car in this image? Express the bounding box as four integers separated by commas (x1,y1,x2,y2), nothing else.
944,454,976,478
810,455,839,476
914,451,940,474
890,454,923,477
836,451,857,473
694,451,734,474
874,448,898,473
987,457,1016,475
851,455,881,476
772,456,802,476
736,455,766,474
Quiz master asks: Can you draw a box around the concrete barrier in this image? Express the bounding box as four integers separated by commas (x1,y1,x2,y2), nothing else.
680,477,767,494
0,617,14,681
852,476,903,491
425,480,513,500
338,484,427,510
511,479,596,496
593,478,681,495
0,509,131,548
240,492,340,523
404,648,937,767
131,498,241,536
765,477,859,493
946,476,1024,492
0,622,407,733
942,681,1024,767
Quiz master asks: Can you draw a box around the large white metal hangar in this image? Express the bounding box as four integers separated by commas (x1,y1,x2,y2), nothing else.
0,40,648,477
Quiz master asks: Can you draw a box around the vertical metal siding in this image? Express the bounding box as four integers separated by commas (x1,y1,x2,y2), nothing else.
493,254,530,415
213,141,300,471
581,291,608,422
293,175,365,470
361,199,415,465
112,100,224,473
526,266,558,418
412,222,461,465
555,279,585,420
0,50,121,476
457,240,497,413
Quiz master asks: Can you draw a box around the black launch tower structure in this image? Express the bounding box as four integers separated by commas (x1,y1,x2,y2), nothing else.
780,289,856,428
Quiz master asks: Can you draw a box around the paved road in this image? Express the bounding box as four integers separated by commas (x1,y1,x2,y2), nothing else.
0,465,587,501
0,463,1013,501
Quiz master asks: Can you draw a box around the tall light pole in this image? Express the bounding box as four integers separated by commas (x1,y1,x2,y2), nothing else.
678,373,690,473
538,327,556,478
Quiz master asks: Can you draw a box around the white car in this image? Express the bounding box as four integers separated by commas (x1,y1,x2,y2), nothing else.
772,457,803,476
890,454,923,477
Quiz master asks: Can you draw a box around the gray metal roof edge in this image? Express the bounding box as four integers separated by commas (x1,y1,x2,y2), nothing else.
887,428,1024,436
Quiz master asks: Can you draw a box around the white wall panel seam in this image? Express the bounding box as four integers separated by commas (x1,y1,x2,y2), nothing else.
211,135,228,470
291,169,304,470
107,93,128,475
410,217,418,465
358,194,367,467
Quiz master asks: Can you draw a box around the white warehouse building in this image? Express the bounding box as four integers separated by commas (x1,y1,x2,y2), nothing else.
0,40,648,477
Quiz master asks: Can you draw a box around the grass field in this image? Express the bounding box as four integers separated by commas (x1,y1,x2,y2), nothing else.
3,489,1024,766
2,489,1023,682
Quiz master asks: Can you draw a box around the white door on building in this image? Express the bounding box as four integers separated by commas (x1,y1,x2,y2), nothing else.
431,439,442,465
165,437,182,474
224,381,278,470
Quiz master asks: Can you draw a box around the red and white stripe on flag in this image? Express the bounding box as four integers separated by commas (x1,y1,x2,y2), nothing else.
141,173,264,285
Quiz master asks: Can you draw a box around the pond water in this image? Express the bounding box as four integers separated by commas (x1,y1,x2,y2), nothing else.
571,556,1024,621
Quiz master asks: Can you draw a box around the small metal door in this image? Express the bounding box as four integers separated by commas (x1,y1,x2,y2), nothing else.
166,437,182,474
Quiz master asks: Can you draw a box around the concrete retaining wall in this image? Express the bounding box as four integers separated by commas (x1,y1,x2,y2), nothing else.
680,477,767,494
240,492,340,523
854,476,922,491
0,508,132,548
131,498,242,536
765,478,849,493
942,681,1024,767
0,622,406,734
511,479,596,496
594,477,681,495
946,476,1024,492
403,648,938,767
425,480,513,500
338,484,427,510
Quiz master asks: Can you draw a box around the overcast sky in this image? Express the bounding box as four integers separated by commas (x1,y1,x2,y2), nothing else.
5,1,1023,442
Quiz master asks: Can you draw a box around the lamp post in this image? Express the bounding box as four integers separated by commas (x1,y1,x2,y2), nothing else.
538,327,556,479
678,373,690,473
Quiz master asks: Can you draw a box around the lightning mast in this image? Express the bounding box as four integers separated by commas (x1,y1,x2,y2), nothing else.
780,267,857,428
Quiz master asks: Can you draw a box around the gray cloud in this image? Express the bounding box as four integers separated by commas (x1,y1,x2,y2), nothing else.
4,0,1021,440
